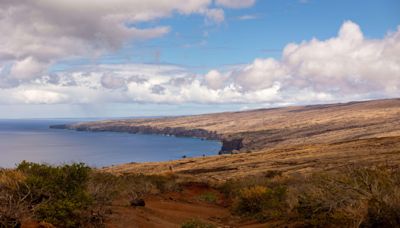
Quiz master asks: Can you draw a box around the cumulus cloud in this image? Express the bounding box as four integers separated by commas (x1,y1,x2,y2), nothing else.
9,57,48,80
0,0,239,82
101,75,126,89
0,21,399,106
215,0,256,9
233,58,288,91
202,8,225,24
204,70,227,89
209,21,399,101
282,21,400,95
237,14,259,20
14,90,69,104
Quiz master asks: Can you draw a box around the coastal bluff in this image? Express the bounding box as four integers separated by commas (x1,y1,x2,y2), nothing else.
51,98,400,156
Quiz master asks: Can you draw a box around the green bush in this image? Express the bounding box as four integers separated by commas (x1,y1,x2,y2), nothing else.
17,161,93,227
1,162,186,227
198,192,217,203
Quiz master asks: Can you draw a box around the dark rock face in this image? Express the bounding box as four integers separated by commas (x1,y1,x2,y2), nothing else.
50,124,221,140
78,125,219,140
49,124,68,129
219,138,243,154
130,198,145,207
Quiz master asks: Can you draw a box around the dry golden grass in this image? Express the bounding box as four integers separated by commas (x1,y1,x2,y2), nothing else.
70,98,400,180
103,136,400,181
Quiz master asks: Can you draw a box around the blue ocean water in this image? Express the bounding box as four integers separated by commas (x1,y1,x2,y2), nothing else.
0,119,221,168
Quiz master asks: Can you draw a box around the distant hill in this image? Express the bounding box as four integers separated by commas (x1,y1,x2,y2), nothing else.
60,98,400,180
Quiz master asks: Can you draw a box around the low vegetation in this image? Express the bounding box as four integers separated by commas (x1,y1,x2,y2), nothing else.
0,161,182,227
181,218,216,228
1,162,399,227
197,192,218,203
219,166,400,227
295,166,400,227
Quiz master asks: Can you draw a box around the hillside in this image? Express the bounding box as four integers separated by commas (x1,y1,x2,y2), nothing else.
56,98,400,180
6,98,400,227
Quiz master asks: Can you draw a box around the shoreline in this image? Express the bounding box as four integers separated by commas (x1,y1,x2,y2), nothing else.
47,98,400,180
50,124,244,154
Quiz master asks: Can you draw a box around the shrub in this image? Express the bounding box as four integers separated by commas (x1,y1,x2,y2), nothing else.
198,192,217,203
296,166,400,227
219,171,283,197
234,186,268,214
115,173,181,202
232,185,287,221
0,169,30,227
16,161,93,227
1,162,186,227
88,172,119,205
181,218,216,228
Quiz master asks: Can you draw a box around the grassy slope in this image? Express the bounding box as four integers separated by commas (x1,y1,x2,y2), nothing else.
73,98,400,180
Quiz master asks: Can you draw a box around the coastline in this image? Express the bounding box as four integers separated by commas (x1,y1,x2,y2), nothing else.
50,123,244,154
49,98,400,180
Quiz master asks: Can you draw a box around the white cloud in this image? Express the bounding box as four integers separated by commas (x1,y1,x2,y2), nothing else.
233,58,288,91
0,0,236,82
101,75,126,89
14,90,69,104
0,21,399,107
10,57,48,80
202,8,225,24
282,21,400,95
215,0,256,9
204,70,227,89
237,15,258,20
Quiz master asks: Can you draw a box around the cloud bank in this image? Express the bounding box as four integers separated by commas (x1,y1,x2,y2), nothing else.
0,20,399,106
0,0,257,85
215,0,256,9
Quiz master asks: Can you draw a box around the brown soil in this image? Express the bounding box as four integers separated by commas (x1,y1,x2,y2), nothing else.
105,184,265,228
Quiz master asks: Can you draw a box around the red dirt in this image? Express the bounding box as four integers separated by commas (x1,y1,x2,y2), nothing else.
106,184,265,228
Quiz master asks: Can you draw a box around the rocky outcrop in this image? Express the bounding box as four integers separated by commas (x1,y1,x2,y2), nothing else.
219,138,244,154
50,124,68,129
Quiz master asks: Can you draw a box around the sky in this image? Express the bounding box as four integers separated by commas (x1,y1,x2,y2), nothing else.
0,0,399,118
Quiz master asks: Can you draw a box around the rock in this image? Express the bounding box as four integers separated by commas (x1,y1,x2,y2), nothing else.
130,198,145,207
219,138,243,154
48,124,67,129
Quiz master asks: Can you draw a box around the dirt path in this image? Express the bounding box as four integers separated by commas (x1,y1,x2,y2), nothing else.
106,184,265,228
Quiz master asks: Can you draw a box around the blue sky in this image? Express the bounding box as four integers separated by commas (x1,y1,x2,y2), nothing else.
90,0,400,68
52,0,400,72
0,0,399,118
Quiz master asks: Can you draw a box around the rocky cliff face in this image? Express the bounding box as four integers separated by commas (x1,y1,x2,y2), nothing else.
219,138,243,154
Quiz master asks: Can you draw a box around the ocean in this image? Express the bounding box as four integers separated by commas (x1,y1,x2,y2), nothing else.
0,119,221,168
